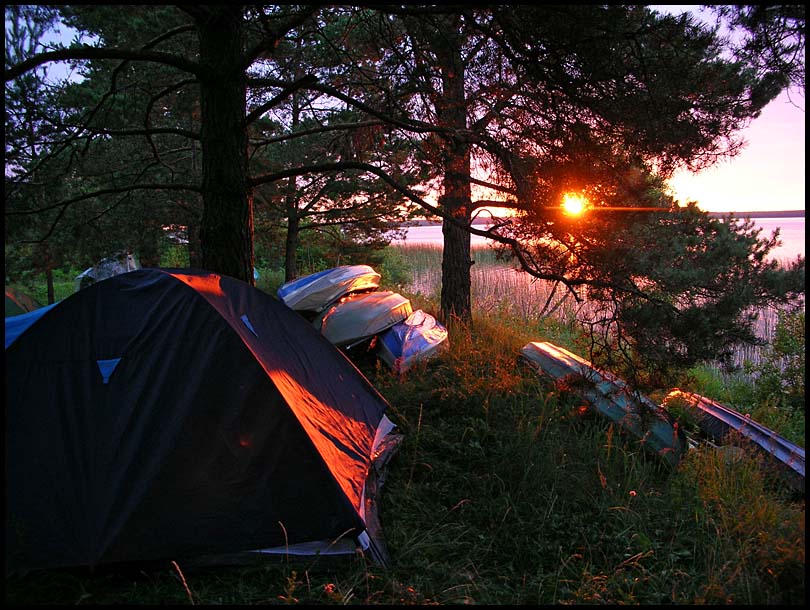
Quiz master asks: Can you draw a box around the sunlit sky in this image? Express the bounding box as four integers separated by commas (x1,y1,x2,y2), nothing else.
659,5,805,214
667,90,805,214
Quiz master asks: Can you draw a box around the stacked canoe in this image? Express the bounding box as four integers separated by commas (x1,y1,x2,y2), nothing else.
277,265,448,372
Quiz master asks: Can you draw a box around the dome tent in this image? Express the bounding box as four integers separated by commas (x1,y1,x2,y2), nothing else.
5,268,401,575
5,286,42,317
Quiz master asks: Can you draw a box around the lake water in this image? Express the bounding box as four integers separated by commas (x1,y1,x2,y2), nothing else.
394,216,805,262
752,217,805,261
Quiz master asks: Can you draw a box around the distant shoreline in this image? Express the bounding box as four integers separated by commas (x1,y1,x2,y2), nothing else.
406,209,804,226
706,210,804,219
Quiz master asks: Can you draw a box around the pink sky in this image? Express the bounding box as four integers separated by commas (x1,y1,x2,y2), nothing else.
477,88,805,217
668,90,805,213
660,5,805,214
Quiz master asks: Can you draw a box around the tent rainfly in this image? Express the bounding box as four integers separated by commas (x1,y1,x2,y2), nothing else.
5,268,401,575
5,286,42,317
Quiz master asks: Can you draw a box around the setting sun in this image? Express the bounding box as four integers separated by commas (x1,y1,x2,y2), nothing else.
562,193,588,216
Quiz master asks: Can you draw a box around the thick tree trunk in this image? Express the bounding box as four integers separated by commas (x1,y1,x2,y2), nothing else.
195,8,254,284
435,23,474,325
440,161,473,325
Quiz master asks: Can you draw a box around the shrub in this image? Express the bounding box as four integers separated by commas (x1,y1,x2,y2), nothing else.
745,309,805,413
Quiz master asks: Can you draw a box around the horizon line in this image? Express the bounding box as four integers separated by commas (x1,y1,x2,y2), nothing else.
409,208,804,225
704,209,804,218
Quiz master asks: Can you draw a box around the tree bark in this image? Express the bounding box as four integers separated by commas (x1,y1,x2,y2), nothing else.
435,23,474,325
284,96,302,282
46,266,55,305
284,188,300,282
194,7,254,284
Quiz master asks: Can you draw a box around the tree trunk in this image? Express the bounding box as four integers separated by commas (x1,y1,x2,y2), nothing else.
440,175,472,325
285,206,300,282
195,7,254,284
187,214,203,269
137,226,162,268
46,267,55,305
283,98,302,282
435,23,473,325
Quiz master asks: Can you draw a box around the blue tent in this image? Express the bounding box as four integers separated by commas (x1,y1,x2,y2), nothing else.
6,268,401,574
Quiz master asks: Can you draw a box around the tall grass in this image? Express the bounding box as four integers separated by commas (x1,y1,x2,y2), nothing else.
6,307,803,604
5,244,804,605
389,243,805,447
391,243,800,368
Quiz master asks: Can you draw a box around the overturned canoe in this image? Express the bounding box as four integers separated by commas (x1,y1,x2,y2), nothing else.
663,389,805,494
315,291,413,348
377,309,449,373
277,265,381,313
74,251,141,291
520,341,687,468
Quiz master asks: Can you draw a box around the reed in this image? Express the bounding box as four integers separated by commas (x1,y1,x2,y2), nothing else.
387,243,795,369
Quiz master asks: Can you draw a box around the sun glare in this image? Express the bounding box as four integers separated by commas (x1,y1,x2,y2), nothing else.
562,193,588,216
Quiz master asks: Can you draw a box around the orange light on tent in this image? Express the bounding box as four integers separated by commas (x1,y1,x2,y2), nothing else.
562,193,588,216
171,271,226,297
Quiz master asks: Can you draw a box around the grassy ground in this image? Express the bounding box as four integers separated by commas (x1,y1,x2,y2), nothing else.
5,245,805,605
